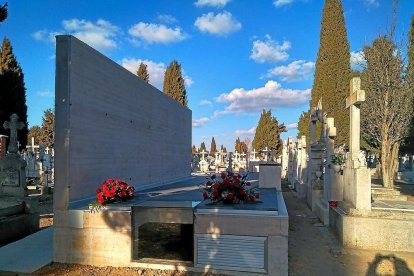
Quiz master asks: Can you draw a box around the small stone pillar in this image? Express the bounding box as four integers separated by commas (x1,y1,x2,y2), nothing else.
0,135,7,160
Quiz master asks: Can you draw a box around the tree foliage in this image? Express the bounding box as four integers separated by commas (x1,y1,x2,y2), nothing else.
297,110,310,145
220,144,227,153
27,125,41,145
210,137,217,155
234,137,248,153
39,108,55,148
163,60,188,107
192,145,197,154
361,35,413,188
0,2,7,22
308,0,351,145
199,142,206,153
0,37,28,148
136,62,149,83
252,110,286,156
401,15,414,154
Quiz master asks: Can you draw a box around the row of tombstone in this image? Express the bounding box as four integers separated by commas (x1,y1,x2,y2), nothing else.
191,147,279,173
283,77,372,224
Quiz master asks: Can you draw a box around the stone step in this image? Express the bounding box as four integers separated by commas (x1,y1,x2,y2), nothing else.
372,194,408,201
371,188,401,196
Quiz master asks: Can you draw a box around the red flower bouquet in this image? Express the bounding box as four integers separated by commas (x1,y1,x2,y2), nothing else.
90,178,135,212
202,171,260,204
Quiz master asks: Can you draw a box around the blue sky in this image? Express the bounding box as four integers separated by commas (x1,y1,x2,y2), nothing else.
1,0,413,150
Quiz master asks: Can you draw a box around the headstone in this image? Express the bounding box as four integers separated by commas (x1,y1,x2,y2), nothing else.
343,77,371,211
0,114,27,197
297,135,308,198
281,140,288,178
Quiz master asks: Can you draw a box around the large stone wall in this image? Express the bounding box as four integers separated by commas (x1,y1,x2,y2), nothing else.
54,35,191,209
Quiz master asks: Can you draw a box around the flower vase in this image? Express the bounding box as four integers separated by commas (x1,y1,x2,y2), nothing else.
333,164,341,173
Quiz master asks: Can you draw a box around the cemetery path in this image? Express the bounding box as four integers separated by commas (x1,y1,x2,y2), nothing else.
284,186,414,276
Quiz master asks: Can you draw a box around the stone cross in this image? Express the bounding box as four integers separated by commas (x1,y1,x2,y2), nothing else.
234,151,239,162
200,150,207,161
3,114,25,155
26,137,39,152
252,149,257,160
346,77,365,167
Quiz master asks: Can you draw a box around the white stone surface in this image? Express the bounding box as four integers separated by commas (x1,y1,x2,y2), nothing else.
259,165,281,191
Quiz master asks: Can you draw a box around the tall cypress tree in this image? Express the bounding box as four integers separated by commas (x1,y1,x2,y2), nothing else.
200,142,206,153
0,2,7,22
136,62,149,83
163,60,188,107
308,0,350,145
252,110,286,156
210,137,217,155
402,15,414,154
234,137,241,152
192,145,198,154
297,110,310,145
39,108,55,148
0,37,28,148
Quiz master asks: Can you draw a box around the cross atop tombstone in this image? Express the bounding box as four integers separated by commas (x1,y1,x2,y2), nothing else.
252,149,257,160
3,113,25,155
346,77,365,167
199,150,208,161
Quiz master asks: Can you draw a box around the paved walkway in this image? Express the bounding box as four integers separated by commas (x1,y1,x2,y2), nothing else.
0,227,53,273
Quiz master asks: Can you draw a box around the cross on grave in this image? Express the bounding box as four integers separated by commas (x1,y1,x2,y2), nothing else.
3,114,25,155
234,150,239,161
26,137,39,152
199,150,208,161
346,77,365,167
252,149,257,160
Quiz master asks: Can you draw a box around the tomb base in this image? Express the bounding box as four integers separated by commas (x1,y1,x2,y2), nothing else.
329,205,414,252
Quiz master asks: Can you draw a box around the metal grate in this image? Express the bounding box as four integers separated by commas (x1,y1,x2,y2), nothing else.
196,234,266,273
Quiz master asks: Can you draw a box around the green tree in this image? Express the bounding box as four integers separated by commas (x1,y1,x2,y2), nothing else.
234,137,241,152
309,0,351,145
163,60,188,107
401,15,414,154
210,137,217,155
192,145,197,154
136,62,149,83
220,145,227,153
0,2,7,22
239,141,248,154
199,142,206,153
27,125,41,145
297,110,310,145
39,108,55,148
361,35,413,188
252,110,286,156
0,37,28,148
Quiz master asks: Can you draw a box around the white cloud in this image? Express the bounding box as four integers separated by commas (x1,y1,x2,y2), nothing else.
193,117,210,128
128,22,187,44
32,19,120,51
350,51,366,68
286,123,298,129
274,0,294,7
265,60,315,82
215,80,310,115
200,100,213,106
235,127,256,136
194,11,241,36
157,14,178,24
121,58,193,89
250,35,290,63
195,0,231,7
37,91,54,98
364,0,379,7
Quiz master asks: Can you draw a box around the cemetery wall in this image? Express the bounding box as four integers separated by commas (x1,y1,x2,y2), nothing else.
55,35,191,208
